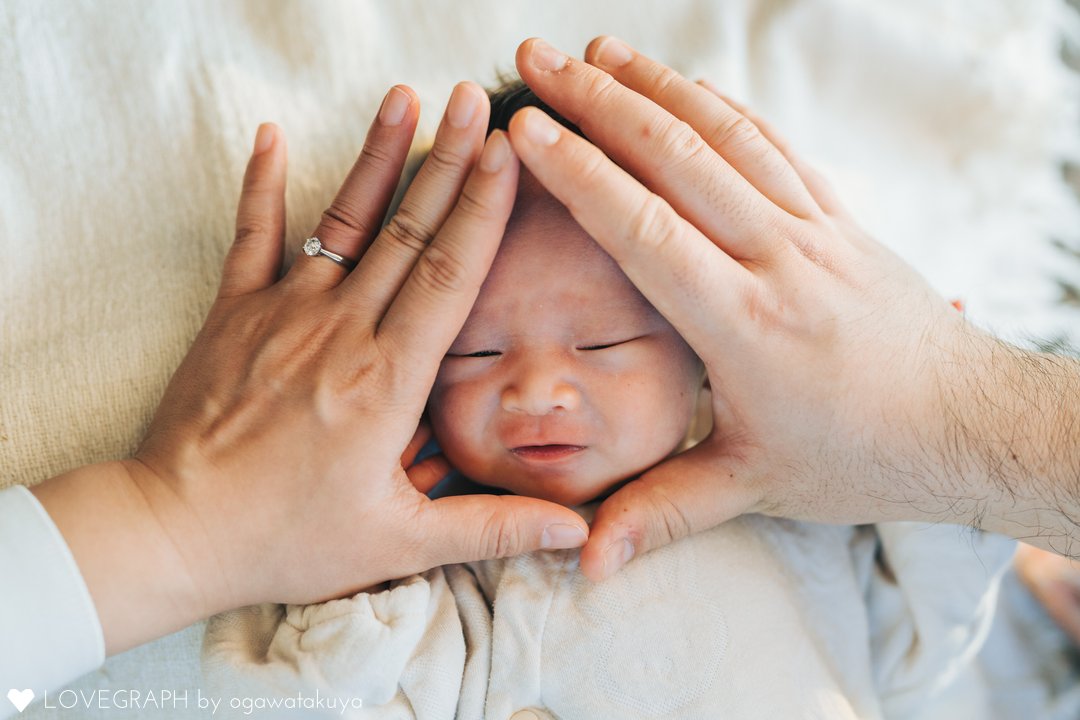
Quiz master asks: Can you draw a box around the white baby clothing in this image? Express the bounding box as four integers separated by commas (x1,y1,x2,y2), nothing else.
202,510,1013,719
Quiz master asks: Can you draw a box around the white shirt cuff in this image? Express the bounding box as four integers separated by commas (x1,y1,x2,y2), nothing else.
0,485,105,706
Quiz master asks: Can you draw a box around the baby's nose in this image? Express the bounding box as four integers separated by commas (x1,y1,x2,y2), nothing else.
501,366,581,415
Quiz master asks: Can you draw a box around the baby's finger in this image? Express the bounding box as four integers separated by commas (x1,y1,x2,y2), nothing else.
400,419,434,468
405,454,451,495
507,108,754,361
1040,581,1080,646
516,38,787,262
580,443,760,581
286,85,419,292
342,82,489,312
416,494,589,568
695,80,849,219
219,124,287,299
583,37,819,220
376,131,518,365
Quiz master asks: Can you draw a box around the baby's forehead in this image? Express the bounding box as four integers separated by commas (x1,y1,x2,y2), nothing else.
470,176,659,327
501,172,613,260
492,182,630,287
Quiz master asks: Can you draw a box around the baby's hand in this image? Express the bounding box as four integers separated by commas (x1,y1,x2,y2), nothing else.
1015,543,1080,646
401,420,450,494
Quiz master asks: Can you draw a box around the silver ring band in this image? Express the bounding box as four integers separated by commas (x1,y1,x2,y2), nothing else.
302,237,357,271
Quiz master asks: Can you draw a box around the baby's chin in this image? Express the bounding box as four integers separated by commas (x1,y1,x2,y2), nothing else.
441,444,668,506
477,470,633,508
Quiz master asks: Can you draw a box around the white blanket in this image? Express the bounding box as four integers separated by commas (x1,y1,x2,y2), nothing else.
2,1,1078,718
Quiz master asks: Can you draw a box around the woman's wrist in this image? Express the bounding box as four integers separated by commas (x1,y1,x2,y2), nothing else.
30,459,222,655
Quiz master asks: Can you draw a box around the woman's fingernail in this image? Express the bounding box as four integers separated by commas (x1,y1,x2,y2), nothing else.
480,130,512,173
522,109,560,146
447,82,479,129
541,523,588,550
378,86,412,127
595,36,634,69
253,123,275,154
530,39,569,72
601,538,635,578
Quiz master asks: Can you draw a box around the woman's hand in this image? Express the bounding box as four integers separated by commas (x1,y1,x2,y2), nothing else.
505,37,1080,580
32,82,588,654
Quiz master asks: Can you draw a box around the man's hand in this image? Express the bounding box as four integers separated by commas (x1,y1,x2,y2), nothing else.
505,37,1080,580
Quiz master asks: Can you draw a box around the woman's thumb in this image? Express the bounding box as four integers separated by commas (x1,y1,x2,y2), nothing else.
415,494,589,568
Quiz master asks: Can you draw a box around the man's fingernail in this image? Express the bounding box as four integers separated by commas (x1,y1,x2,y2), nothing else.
696,78,722,96
595,36,633,69
541,523,588,549
480,130,512,173
378,86,411,127
253,123,275,154
530,39,569,72
522,109,560,146
601,538,635,577
447,82,479,129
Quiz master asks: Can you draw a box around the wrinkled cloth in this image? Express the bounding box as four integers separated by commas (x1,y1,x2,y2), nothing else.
204,514,1015,719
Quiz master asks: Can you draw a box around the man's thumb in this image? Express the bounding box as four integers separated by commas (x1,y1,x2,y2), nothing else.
579,443,758,582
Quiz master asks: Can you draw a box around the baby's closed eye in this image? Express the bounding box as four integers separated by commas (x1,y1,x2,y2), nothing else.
577,335,646,351
453,350,501,358
444,334,650,359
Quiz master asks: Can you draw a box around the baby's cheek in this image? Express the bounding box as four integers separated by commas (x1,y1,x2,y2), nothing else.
427,381,459,443
427,383,491,471
600,377,677,472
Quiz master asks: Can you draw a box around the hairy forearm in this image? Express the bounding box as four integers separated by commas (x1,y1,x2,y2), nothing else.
938,331,1080,553
30,460,212,655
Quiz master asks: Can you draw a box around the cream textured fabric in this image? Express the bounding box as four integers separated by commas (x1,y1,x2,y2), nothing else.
202,515,1015,719
2,1,1077,718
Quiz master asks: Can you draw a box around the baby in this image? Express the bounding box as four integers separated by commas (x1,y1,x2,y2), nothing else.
425,154,706,510
202,80,1015,720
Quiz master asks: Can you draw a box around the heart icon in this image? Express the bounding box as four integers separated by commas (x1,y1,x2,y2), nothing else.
7,689,34,713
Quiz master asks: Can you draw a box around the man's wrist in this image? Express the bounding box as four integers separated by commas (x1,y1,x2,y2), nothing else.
934,330,1080,551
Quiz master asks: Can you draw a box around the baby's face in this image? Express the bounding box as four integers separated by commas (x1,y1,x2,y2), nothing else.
427,172,704,507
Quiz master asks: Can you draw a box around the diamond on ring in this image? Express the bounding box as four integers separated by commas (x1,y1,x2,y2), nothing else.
301,237,357,271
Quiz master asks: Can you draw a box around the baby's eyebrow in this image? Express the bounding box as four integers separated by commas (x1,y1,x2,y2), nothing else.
573,300,661,325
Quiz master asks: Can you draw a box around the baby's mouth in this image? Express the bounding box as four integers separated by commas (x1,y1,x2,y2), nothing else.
510,444,586,461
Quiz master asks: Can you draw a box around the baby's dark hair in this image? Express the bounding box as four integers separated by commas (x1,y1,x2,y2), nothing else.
485,75,585,139
387,76,584,217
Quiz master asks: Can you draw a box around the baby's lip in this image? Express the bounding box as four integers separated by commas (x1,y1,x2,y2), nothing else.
510,444,587,462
